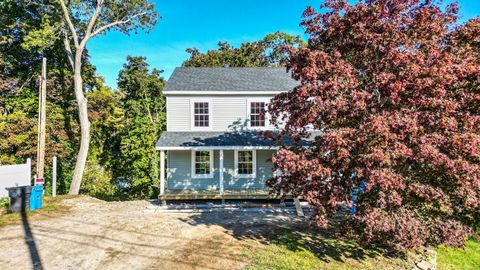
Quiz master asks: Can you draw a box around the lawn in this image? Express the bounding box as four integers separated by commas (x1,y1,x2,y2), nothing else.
242,228,414,270
436,238,480,270
0,195,73,227
242,228,480,270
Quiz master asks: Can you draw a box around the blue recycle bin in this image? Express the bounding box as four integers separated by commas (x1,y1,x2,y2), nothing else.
29,185,44,211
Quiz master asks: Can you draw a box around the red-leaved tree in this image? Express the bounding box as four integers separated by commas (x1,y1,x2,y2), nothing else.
268,0,480,250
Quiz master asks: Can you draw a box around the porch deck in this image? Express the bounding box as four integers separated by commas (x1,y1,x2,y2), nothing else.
159,189,289,200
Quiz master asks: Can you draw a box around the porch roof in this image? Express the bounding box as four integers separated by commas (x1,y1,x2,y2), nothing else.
155,131,321,150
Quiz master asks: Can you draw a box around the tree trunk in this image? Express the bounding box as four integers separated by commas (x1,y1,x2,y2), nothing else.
69,51,90,195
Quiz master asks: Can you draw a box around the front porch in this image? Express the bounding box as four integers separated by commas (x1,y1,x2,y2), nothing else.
156,131,286,200
158,148,278,200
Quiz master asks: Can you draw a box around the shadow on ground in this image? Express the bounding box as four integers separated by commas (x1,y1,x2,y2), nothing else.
175,205,391,264
21,191,43,270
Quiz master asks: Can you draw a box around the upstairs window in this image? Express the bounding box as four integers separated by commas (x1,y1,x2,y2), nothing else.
193,102,210,128
249,102,266,127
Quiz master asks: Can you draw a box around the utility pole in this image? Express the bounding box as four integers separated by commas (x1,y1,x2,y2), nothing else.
36,57,47,185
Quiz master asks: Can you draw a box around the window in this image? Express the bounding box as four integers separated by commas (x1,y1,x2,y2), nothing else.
191,150,213,178
191,99,212,130
234,150,256,178
249,102,266,127
194,102,209,127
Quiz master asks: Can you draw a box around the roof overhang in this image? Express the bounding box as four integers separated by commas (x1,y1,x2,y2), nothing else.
156,131,321,151
156,145,280,151
163,90,283,96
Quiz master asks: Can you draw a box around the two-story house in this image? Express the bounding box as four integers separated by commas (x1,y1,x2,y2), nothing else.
156,67,307,200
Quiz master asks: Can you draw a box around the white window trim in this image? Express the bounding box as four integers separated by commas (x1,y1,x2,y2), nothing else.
234,150,256,178
190,98,213,130
246,98,271,130
191,150,214,178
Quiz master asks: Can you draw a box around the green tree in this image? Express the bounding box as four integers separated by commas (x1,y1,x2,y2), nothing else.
184,41,268,67
1,2,165,199
115,56,165,198
259,31,306,65
183,32,305,67
56,0,158,195
82,77,124,199
0,0,82,174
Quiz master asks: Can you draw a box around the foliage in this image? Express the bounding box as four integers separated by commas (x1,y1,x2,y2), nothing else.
184,41,268,67
54,0,159,195
81,57,166,199
115,56,165,198
259,31,306,66
1,1,165,199
0,198,9,215
268,0,480,250
183,31,305,67
81,159,118,200
0,0,84,175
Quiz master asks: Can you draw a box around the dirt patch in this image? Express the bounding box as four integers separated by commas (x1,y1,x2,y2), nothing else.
0,196,302,270
156,229,247,270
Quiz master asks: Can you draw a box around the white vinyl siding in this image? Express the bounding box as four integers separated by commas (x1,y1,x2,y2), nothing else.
166,95,274,131
213,97,247,130
166,96,190,131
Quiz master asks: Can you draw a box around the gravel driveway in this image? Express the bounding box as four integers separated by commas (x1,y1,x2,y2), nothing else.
0,196,301,270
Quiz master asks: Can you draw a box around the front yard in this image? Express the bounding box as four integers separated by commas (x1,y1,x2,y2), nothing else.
0,196,478,269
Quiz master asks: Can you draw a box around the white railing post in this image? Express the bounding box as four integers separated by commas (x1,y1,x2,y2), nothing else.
160,150,165,196
219,150,224,195
52,156,57,197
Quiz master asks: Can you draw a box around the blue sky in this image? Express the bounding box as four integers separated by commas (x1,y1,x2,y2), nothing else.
87,0,480,89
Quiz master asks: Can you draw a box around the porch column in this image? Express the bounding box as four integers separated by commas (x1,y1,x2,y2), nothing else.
160,150,165,195
219,149,224,195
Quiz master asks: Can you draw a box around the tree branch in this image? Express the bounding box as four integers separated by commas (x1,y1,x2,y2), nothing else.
85,0,104,37
62,29,75,70
59,0,79,48
90,12,147,37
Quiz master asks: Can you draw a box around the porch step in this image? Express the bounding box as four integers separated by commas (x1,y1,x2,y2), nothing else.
158,189,293,200
149,207,298,214
144,201,313,215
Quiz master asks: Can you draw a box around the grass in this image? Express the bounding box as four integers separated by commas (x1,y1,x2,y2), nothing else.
436,238,480,270
242,227,480,270
242,228,416,270
0,195,74,227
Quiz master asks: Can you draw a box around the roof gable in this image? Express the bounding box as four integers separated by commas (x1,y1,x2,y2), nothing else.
164,67,298,93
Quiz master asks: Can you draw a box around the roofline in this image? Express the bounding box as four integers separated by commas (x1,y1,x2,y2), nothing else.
163,90,284,95
156,146,280,151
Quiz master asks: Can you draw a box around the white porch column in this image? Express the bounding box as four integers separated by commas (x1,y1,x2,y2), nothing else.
160,150,165,195
219,149,224,195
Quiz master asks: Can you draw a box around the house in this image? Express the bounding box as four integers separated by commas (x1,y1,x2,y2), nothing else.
156,67,314,200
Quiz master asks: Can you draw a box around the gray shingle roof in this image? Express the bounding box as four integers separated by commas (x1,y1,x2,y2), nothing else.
156,131,321,149
164,67,298,92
